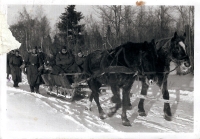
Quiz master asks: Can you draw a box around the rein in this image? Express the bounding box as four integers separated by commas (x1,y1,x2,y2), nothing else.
170,55,188,63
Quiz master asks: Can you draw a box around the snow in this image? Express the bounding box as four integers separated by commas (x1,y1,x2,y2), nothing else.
1,71,196,138
0,13,21,54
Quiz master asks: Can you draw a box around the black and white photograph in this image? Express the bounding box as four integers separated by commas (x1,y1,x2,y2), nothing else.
0,0,199,138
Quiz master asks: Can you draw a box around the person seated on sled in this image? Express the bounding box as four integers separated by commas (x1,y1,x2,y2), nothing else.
43,54,55,74
75,50,85,72
51,46,80,75
9,50,23,87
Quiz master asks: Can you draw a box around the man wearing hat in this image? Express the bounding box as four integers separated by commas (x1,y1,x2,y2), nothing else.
24,46,43,93
38,46,46,65
52,46,79,74
9,50,23,87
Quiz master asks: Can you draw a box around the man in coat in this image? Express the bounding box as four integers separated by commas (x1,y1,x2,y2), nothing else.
9,50,23,87
24,46,43,93
51,46,80,75
38,46,46,65
7,50,14,79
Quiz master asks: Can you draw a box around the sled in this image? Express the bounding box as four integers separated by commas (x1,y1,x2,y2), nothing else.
41,73,89,101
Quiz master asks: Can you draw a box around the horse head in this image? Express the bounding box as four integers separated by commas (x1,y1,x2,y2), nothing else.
170,32,191,73
139,39,158,86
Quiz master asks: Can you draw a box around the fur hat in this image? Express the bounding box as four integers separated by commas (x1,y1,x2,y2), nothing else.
61,46,67,50
32,46,37,50
15,49,19,53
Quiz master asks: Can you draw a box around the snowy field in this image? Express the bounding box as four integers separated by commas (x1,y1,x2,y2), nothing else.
4,72,194,134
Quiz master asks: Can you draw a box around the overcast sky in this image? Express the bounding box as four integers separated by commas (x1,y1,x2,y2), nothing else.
7,5,94,29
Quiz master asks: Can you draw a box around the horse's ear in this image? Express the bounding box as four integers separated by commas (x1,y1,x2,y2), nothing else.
171,32,178,42
183,32,186,40
144,41,148,46
183,32,186,37
173,32,178,38
151,39,155,45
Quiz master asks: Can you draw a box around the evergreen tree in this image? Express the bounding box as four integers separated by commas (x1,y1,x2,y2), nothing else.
52,35,61,55
57,5,84,53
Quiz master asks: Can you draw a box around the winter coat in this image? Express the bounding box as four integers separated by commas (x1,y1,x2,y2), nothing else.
9,55,23,83
75,56,85,72
51,52,80,74
24,53,43,86
38,52,46,65
7,53,14,74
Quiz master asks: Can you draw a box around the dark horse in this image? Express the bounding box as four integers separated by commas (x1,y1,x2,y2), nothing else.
84,40,158,126
137,32,191,121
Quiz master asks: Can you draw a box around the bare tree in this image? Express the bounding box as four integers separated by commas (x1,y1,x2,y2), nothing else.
96,5,125,46
10,6,51,57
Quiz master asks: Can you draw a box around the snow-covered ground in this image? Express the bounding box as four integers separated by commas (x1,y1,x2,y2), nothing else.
4,72,194,135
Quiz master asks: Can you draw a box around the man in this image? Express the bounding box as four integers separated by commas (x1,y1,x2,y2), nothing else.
51,46,80,74
75,50,85,72
9,50,23,87
24,46,43,93
38,46,46,65
7,50,14,79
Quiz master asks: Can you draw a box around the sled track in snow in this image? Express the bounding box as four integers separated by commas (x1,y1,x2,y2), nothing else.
6,73,194,132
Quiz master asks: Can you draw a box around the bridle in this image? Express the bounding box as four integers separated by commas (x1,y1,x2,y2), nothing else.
170,55,188,63
156,39,190,74
170,39,189,63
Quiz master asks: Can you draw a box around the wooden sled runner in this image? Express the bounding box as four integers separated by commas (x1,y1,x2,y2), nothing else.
41,73,89,101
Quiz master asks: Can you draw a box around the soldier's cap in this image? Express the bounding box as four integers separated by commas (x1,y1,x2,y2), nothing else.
61,46,67,50
32,46,37,50
78,49,82,53
15,49,19,53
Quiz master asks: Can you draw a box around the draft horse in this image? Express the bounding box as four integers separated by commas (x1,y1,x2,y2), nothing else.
84,40,158,126
137,32,191,121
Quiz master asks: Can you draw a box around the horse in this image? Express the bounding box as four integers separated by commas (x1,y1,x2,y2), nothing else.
84,39,158,126
137,32,191,121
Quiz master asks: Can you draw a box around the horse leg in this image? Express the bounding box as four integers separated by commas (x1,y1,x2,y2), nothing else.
88,80,107,119
108,85,121,117
85,94,93,111
121,85,132,126
138,80,149,116
161,80,172,121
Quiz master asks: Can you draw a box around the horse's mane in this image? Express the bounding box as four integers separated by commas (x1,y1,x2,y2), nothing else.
156,36,174,55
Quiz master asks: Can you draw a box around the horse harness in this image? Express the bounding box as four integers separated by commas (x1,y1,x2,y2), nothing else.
106,47,157,77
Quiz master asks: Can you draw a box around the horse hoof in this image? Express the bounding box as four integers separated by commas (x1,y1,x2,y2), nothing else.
122,120,131,126
107,112,115,117
138,111,147,117
127,105,133,110
85,107,91,111
164,113,172,121
100,114,107,119
111,96,116,103
111,107,116,113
